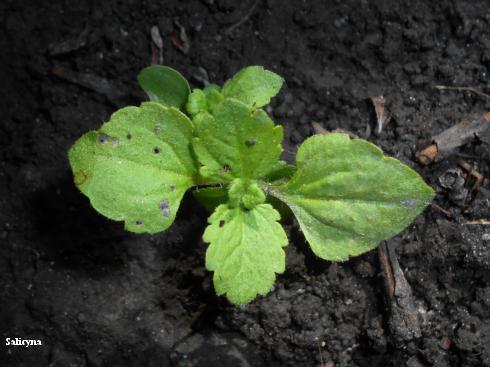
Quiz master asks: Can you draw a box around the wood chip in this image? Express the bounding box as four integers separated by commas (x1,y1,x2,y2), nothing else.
370,95,390,134
416,112,490,165
378,242,421,343
465,220,490,225
434,85,490,99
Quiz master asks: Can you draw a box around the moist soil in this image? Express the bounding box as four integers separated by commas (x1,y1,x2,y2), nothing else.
1,0,490,366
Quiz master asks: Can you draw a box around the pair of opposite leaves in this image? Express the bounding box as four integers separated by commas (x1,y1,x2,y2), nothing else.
69,66,434,305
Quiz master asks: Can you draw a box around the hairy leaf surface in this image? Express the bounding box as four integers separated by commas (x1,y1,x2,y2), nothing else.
222,66,283,107
193,98,283,182
271,133,434,261
69,102,197,233
186,84,223,117
137,66,190,109
228,178,266,210
203,203,288,304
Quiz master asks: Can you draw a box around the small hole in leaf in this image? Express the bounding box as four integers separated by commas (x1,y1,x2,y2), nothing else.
402,199,417,208
154,147,161,154
126,133,132,140
219,220,225,227
221,164,231,172
135,220,143,225
159,199,170,218
170,184,176,191
98,133,109,144
245,139,256,147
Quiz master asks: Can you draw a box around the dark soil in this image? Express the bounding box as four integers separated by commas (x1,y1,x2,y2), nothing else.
1,0,490,366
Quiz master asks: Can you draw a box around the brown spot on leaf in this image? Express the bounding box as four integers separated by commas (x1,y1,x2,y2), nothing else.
74,170,88,186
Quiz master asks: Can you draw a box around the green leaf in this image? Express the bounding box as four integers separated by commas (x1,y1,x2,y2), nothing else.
68,102,197,234
203,84,224,113
228,178,266,209
186,89,207,117
222,66,283,108
270,133,434,261
203,203,288,304
193,187,228,212
263,160,296,183
137,66,190,109
192,186,291,219
186,84,224,117
193,98,283,182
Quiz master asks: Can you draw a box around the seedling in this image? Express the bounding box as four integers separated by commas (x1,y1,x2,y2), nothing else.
69,65,434,304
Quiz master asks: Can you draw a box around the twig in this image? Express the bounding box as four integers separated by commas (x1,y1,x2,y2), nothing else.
457,160,485,206
370,95,390,135
416,112,490,165
312,122,329,135
378,244,395,297
171,20,190,54
317,340,324,367
378,242,421,343
434,85,490,98
465,220,490,225
431,203,453,218
224,0,260,35
150,25,164,64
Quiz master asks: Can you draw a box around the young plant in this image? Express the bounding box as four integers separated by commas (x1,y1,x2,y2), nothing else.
69,65,434,304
